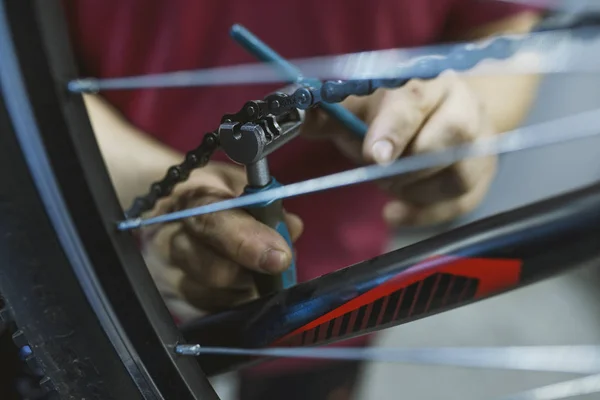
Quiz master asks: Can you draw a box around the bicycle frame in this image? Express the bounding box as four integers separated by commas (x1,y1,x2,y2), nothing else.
183,182,600,376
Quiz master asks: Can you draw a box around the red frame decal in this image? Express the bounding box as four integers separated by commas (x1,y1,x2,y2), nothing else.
272,256,521,346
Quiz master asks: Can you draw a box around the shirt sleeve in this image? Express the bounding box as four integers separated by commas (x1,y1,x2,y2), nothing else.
443,0,544,38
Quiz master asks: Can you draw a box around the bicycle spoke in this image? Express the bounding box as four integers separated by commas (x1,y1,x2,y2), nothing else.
68,27,600,93
117,108,600,230
495,373,600,399
493,0,600,13
175,345,600,374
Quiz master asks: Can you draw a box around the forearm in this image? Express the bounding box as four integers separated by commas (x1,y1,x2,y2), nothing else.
83,94,183,208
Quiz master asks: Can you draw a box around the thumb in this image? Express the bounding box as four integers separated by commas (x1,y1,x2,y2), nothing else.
363,78,449,165
383,179,487,227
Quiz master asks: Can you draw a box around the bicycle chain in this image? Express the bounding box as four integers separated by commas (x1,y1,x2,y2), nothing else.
124,98,294,219
124,15,600,220
124,132,219,218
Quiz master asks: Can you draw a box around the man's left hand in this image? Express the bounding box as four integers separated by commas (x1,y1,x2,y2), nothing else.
301,72,498,227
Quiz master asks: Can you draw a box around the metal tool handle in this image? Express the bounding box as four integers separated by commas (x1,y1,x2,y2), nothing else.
246,199,297,295
243,179,297,296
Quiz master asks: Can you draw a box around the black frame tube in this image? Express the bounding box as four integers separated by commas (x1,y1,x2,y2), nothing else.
183,182,600,376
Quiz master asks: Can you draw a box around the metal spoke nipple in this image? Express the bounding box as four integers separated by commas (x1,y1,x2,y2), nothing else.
175,344,202,356
67,78,100,94
117,218,142,231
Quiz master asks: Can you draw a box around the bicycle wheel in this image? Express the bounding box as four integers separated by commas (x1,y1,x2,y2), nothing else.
0,1,218,399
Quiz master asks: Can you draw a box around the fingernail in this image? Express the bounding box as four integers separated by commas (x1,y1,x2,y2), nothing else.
259,249,289,273
372,140,394,164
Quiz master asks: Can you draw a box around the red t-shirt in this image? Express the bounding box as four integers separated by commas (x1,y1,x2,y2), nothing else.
63,0,535,374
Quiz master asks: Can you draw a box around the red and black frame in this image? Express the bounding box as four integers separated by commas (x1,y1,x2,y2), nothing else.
183,182,600,376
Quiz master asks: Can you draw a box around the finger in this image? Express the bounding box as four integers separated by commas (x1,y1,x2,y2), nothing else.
382,201,414,226
189,168,304,242
283,211,304,242
182,191,296,274
363,78,449,165
210,162,249,195
383,173,494,227
390,155,497,205
385,77,489,190
140,224,188,298
179,278,257,312
140,220,181,259
376,166,440,194
146,168,240,221
411,77,482,152
171,230,254,290
302,94,380,165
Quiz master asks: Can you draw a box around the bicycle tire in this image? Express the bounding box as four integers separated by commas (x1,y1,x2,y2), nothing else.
0,1,219,399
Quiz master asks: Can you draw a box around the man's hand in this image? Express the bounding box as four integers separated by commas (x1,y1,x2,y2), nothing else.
140,163,303,314
301,73,498,227
301,11,541,228
84,94,304,316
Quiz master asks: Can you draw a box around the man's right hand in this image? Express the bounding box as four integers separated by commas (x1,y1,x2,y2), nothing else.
140,162,303,314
